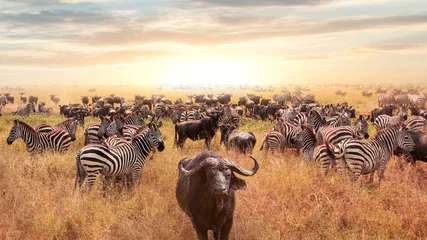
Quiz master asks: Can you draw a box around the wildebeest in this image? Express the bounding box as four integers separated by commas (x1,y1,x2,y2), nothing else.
176,151,259,240
81,96,89,105
370,106,395,122
394,131,427,163
20,94,27,104
217,93,232,104
38,102,52,114
50,95,60,104
174,112,221,150
29,95,38,105
220,125,256,154
4,93,14,104
15,103,35,116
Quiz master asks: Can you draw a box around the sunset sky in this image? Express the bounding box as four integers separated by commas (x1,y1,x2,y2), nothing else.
1,0,426,86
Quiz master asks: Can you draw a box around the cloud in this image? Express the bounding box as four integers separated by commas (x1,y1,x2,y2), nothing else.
193,0,335,7
41,14,427,46
0,9,116,25
0,0,108,6
0,49,173,67
366,44,422,51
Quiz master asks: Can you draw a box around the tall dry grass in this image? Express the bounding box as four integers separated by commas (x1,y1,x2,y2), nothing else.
0,85,426,239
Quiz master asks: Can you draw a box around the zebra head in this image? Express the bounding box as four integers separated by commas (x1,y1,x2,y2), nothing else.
97,117,112,138
355,115,370,139
396,126,415,152
147,120,165,152
6,119,25,145
106,115,124,137
398,108,408,121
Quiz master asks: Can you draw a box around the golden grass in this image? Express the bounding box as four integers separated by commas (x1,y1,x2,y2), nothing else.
0,85,426,239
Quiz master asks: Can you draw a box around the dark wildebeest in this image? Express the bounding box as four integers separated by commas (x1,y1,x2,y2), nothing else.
92,95,101,104
174,113,221,150
15,103,35,116
50,95,60,104
20,94,27,104
247,93,261,105
220,125,256,154
217,93,232,105
4,93,14,104
260,98,271,106
81,96,89,105
394,131,427,163
29,95,38,105
38,102,52,114
370,106,396,122
176,151,259,240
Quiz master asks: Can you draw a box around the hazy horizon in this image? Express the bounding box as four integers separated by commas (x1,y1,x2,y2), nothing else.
1,0,426,86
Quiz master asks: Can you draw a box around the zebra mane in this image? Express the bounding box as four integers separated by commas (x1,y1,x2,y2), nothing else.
131,125,150,142
14,119,36,133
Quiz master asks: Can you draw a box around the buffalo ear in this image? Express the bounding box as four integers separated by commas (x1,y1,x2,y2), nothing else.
231,174,247,191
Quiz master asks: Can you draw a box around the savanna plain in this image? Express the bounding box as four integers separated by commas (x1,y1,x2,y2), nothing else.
0,85,427,240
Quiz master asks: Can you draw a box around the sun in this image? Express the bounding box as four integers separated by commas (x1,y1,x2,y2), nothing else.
159,60,258,86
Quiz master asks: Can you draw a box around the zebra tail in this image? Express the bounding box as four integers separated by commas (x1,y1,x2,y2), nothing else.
74,150,86,192
259,134,267,151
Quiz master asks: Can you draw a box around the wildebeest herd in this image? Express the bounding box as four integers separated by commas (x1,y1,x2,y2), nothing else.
1,85,427,239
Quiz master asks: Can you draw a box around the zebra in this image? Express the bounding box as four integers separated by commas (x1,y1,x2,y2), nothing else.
217,113,240,128
84,117,112,145
35,117,79,141
404,116,426,132
259,130,284,154
333,123,415,183
408,94,426,109
394,94,410,107
378,94,394,107
313,143,337,175
15,103,35,116
307,109,327,132
373,108,408,130
6,119,72,153
298,94,316,104
75,121,165,191
180,110,206,122
291,124,317,161
292,112,307,127
273,119,303,154
326,113,350,127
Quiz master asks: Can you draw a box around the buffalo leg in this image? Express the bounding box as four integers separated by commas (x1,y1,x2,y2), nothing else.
218,216,233,240
191,220,208,240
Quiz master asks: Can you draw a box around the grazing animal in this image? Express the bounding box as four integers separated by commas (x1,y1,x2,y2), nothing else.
35,118,79,141
333,124,415,183
50,95,60,104
404,116,427,132
15,103,35,116
29,95,38,105
220,125,256,154
84,117,112,145
373,109,408,130
6,119,72,153
394,131,427,163
176,151,259,240
291,124,317,161
370,106,395,122
174,115,220,150
75,121,164,191
259,130,284,154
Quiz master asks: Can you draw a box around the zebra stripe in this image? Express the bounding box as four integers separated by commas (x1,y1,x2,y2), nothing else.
75,122,165,191
314,143,336,175
333,124,415,182
404,116,426,132
180,110,206,122
84,117,112,145
292,124,317,161
6,119,72,153
259,130,284,154
373,109,408,130
326,113,350,127
35,117,79,141
274,119,302,153
408,94,426,109
292,112,307,127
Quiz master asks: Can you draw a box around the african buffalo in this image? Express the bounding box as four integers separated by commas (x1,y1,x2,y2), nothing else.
176,151,259,240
